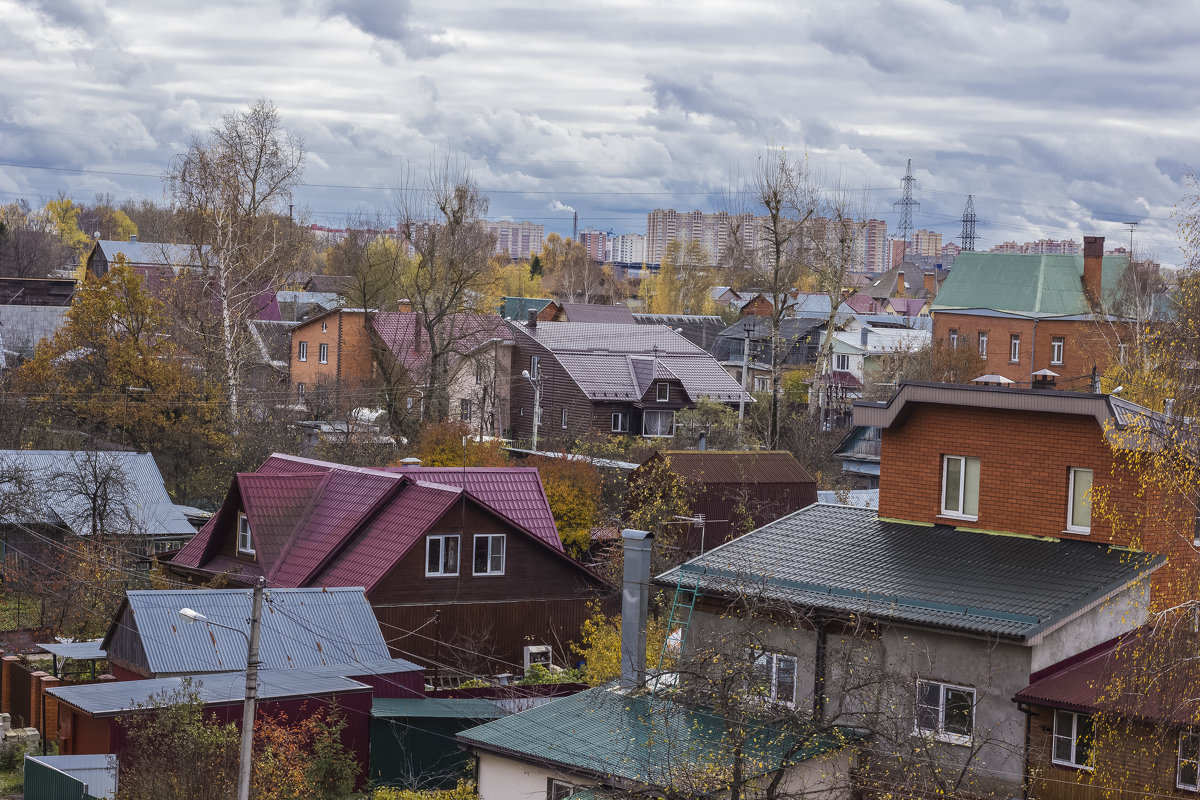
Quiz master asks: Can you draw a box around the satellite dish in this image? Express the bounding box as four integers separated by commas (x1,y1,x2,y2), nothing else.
93,231,101,239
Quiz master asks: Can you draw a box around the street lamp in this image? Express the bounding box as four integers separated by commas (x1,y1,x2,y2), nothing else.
178,576,264,800
521,368,542,451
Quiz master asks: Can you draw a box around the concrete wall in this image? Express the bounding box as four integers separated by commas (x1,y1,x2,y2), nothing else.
1031,582,1151,673
475,751,596,800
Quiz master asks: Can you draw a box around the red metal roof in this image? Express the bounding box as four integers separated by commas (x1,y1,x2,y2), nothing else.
238,472,327,575
648,451,816,486
371,312,513,377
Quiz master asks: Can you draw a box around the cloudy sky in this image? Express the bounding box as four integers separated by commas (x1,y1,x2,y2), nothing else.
2,0,1198,262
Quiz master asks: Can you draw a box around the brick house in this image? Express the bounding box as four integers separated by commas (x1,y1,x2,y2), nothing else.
289,307,377,404
931,236,1131,386
854,381,1195,609
167,454,606,674
508,319,747,445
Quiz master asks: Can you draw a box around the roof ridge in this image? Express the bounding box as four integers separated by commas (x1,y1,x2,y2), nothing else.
267,471,335,582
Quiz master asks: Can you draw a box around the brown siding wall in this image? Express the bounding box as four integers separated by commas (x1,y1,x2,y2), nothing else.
932,311,1125,386
509,330,606,444
877,403,1196,607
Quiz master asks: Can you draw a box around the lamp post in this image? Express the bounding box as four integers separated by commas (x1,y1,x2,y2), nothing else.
179,576,265,800
521,368,542,451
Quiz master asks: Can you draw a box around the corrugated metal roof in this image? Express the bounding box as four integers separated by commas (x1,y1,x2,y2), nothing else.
102,587,391,674
500,297,554,321
658,504,1163,640
459,686,857,785
650,451,816,485
373,697,505,720
0,450,195,537
238,472,327,575
37,640,105,660
562,304,636,324
95,240,207,268
372,312,513,377
49,671,371,717
933,252,1129,317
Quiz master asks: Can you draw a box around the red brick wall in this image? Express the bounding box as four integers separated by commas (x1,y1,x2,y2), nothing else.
878,404,1197,607
290,310,376,400
932,312,1123,387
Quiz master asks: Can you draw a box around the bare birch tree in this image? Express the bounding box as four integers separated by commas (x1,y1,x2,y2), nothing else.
167,98,305,429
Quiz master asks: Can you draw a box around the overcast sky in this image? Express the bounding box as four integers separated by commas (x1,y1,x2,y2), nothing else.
2,0,1198,261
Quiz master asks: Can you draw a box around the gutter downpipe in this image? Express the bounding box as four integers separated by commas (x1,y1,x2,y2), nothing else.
1029,317,1038,387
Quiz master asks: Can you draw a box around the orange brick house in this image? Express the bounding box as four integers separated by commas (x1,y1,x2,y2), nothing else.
853,381,1196,608
932,236,1131,387
289,307,377,404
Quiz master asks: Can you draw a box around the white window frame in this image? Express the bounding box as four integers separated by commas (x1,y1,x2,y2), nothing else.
461,398,472,422
643,409,675,438
1052,709,1094,770
1179,730,1200,790
915,679,975,746
949,329,959,348
237,513,255,555
473,534,505,576
296,382,305,398
753,375,770,392
1010,334,1020,363
298,341,308,362
835,353,850,372
425,535,460,577
978,332,988,359
321,321,327,333
1051,336,1064,365
318,343,329,364
657,383,670,402
1067,467,1093,534
548,779,577,800
940,455,980,521
612,412,629,433
561,408,568,429
748,650,798,707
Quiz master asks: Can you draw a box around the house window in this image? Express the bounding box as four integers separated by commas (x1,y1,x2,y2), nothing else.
473,534,505,575
949,328,959,348
1010,334,1020,362
941,455,980,520
321,321,327,333
318,343,329,364
1068,468,1093,533
753,375,770,392
835,354,850,372
729,338,745,361
643,410,675,438
461,398,472,422
1180,730,1200,790
296,382,305,398
530,355,540,379
1053,710,1094,770
561,408,568,429
425,535,459,577
547,779,577,800
237,513,255,555
1118,342,1128,365
612,412,629,433
1051,336,1065,365
978,332,988,359
298,341,308,362
749,650,798,706
406,396,414,410
915,680,975,744
656,383,670,402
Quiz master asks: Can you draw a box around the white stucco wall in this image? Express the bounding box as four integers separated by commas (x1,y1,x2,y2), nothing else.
475,751,595,800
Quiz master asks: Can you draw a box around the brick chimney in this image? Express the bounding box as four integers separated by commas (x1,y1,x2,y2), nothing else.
526,308,538,329
896,271,906,295
924,271,936,297
399,298,412,313
1083,236,1104,308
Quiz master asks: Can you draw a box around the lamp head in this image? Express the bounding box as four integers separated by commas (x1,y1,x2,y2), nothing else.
178,608,207,624
521,369,531,380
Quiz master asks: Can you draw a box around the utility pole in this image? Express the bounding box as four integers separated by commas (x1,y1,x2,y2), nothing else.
1123,221,1138,259
737,325,750,434
522,368,542,450
894,159,919,260
238,577,265,800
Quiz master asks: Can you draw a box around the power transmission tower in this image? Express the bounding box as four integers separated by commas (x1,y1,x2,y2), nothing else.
893,159,919,260
960,195,977,251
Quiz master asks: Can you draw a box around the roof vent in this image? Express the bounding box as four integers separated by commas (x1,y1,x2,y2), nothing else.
971,374,1015,387
1032,368,1059,390
398,457,422,466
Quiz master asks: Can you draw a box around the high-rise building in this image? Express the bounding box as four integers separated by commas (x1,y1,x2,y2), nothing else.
607,233,646,264
911,229,943,258
645,209,761,267
577,227,607,262
483,220,546,260
863,219,888,272
987,238,1080,255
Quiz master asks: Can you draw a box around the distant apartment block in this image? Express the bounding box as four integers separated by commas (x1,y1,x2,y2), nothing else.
989,238,1080,255
941,241,961,267
607,233,646,264
577,227,607,262
911,229,943,258
863,219,889,272
484,220,546,260
645,209,760,267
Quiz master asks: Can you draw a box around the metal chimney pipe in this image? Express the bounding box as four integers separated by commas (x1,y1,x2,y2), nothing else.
620,528,653,692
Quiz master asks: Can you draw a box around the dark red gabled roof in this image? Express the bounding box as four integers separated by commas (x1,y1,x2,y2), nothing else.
239,472,327,573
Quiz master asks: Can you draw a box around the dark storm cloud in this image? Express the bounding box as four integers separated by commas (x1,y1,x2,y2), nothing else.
315,0,453,58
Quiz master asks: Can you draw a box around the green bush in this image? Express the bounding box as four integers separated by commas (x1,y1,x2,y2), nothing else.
374,779,477,800
0,741,27,772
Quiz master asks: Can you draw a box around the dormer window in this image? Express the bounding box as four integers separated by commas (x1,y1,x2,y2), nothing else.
657,383,670,402
237,513,255,555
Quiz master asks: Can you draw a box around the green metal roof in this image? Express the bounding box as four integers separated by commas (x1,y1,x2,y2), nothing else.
372,697,505,720
500,296,554,320
932,252,1129,317
458,686,857,788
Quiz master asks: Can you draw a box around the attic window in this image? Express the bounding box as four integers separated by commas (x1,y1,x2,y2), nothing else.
237,513,255,555
321,321,327,333
657,383,670,402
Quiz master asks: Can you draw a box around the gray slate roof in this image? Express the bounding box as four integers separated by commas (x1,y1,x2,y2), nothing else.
0,451,195,537
49,671,371,717
515,322,748,403
101,587,396,675
658,504,1163,640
